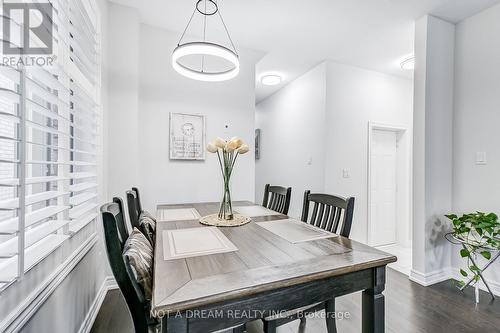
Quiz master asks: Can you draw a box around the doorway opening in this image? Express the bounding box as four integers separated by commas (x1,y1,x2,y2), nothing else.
368,122,412,275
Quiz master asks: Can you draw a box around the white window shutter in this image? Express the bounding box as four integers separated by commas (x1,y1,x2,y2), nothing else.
0,0,100,291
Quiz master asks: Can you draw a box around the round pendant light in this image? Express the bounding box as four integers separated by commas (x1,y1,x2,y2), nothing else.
173,0,239,82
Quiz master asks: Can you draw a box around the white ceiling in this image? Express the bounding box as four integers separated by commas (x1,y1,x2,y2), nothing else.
110,0,500,103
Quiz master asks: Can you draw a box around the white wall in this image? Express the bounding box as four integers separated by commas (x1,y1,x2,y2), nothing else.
255,61,413,242
452,3,500,290
411,15,455,283
324,62,413,243
106,3,140,202
255,63,328,218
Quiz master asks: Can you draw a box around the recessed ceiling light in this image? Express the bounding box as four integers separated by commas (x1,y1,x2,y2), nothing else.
400,57,415,70
261,74,282,86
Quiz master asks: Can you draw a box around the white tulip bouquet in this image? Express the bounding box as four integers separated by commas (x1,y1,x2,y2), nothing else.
207,137,249,220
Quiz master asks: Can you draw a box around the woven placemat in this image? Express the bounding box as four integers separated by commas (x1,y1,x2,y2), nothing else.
199,214,251,227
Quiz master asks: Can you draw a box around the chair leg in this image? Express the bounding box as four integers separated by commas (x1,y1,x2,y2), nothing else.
263,320,277,333
298,315,307,332
325,299,337,333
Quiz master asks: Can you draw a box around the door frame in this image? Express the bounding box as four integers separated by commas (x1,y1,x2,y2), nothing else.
367,122,412,247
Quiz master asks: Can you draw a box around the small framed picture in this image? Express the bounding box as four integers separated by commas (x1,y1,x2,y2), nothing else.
169,112,206,160
255,128,261,160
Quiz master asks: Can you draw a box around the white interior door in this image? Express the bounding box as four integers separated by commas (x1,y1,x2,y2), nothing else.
370,130,397,246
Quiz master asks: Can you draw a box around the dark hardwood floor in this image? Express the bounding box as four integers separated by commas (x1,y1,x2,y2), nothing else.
91,269,500,333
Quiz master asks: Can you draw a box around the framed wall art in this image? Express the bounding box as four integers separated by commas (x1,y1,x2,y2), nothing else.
169,112,206,160
255,128,261,160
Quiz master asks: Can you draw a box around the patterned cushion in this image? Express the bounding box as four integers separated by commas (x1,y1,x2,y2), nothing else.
141,210,156,222
139,214,156,246
123,228,153,301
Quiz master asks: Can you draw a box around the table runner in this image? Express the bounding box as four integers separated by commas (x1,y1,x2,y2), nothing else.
162,227,238,260
156,208,201,222
234,205,283,217
256,219,337,243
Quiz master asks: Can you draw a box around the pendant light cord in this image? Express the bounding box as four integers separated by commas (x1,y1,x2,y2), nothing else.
203,0,208,41
217,8,238,54
178,0,238,55
177,6,197,46
201,0,208,71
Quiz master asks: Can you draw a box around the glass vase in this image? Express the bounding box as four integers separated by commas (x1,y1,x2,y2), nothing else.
218,178,233,220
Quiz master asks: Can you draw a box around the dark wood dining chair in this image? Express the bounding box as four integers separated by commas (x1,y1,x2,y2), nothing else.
301,190,355,237
132,186,143,213
101,201,158,333
262,184,292,215
132,186,158,222
126,190,141,230
263,190,355,333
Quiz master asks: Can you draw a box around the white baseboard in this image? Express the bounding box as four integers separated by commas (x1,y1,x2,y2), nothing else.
409,267,452,286
0,234,98,333
78,276,118,333
410,267,500,297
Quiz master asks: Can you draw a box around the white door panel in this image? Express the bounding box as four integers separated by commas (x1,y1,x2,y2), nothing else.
370,130,397,246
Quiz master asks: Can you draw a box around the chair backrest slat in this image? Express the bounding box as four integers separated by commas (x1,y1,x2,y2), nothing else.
320,205,331,229
325,206,336,231
310,202,319,225
126,190,140,230
277,196,284,213
332,207,343,234
262,184,292,215
271,194,278,212
301,190,355,238
101,202,149,333
270,193,277,211
316,203,325,227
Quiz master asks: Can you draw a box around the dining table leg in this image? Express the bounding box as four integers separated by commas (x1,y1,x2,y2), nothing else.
325,299,337,333
362,266,386,333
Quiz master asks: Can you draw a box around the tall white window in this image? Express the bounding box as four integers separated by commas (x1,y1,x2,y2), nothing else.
0,0,100,292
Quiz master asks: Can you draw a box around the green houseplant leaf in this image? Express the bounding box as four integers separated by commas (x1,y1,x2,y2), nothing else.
480,251,491,260
446,212,500,288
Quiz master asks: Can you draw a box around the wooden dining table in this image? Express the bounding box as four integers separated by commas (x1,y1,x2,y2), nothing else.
152,201,397,333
